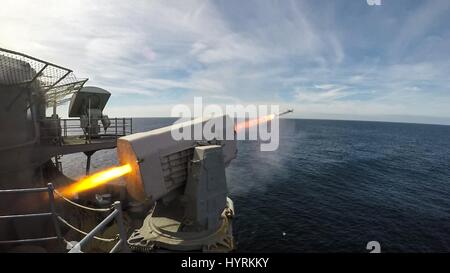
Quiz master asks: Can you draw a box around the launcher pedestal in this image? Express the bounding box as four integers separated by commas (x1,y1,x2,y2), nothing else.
127,145,235,252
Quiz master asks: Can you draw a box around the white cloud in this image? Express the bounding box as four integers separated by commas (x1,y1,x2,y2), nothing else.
295,85,351,103
2,0,450,124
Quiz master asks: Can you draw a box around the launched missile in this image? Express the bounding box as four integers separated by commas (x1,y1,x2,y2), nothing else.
277,109,293,117
234,109,294,132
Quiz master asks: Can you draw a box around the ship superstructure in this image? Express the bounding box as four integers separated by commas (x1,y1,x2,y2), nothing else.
0,48,132,252
0,48,236,253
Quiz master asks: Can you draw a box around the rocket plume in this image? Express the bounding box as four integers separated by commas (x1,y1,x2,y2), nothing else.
60,164,132,196
234,114,276,132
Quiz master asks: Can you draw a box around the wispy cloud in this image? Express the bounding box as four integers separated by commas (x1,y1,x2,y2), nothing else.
295,85,351,103
1,0,450,123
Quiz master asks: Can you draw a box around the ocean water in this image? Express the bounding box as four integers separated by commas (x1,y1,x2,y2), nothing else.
61,118,450,253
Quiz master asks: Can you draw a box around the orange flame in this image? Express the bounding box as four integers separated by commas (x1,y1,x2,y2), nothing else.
60,164,132,196
234,114,276,132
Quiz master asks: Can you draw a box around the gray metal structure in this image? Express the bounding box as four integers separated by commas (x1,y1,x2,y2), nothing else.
0,47,238,253
119,116,236,252
0,47,132,252
68,86,112,138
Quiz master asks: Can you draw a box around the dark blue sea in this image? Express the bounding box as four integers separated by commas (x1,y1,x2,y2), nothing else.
62,118,450,253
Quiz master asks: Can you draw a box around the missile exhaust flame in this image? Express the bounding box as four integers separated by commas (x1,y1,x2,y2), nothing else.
234,109,292,132
60,164,132,196
234,114,276,132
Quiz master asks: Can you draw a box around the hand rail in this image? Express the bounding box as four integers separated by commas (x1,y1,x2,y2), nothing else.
68,201,130,253
0,212,52,220
0,183,63,247
39,117,133,144
0,184,130,253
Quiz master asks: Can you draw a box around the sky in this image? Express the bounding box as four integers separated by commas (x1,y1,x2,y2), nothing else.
1,0,450,124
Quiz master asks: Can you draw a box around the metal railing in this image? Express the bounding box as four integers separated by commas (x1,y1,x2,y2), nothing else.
0,47,87,107
0,183,130,253
0,183,63,247
40,117,133,144
67,201,129,253
60,118,133,137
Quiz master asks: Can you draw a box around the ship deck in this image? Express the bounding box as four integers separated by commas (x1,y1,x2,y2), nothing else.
42,135,119,157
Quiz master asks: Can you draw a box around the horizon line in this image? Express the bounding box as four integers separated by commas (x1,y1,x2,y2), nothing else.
121,116,450,127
